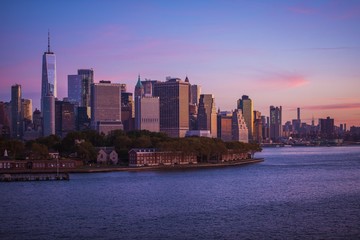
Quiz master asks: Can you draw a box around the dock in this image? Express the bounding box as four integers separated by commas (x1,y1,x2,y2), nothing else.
0,173,70,182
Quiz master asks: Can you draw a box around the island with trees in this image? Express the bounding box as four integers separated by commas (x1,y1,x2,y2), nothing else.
0,130,263,173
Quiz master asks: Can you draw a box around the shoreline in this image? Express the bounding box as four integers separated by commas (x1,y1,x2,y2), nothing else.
0,158,264,174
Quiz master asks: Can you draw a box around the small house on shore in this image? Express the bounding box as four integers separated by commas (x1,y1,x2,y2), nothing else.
96,147,119,165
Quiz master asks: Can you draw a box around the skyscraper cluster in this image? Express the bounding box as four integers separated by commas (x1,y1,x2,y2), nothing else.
0,34,352,143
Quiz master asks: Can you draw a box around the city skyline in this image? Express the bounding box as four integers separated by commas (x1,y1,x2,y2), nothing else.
1,0,360,126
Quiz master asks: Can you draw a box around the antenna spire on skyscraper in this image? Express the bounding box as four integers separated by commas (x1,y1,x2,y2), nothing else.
48,30,51,53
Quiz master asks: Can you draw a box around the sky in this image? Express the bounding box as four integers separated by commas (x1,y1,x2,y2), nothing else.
1,0,360,126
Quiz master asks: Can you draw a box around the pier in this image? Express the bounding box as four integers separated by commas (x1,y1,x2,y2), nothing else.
0,173,70,182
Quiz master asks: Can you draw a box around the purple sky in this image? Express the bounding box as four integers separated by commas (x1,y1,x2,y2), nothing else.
1,0,360,126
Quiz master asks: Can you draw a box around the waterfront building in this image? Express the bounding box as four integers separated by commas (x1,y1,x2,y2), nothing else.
55,100,75,138
270,106,282,142
96,147,119,165
42,94,55,136
41,31,56,114
153,77,189,138
11,84,23,139
129,148,197,167
91,81,123,134
237,95,254,141
232,109,249,143
198,94,217,138
185,130,212,138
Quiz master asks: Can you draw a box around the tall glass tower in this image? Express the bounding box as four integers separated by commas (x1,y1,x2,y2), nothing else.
41,31,56,114
41,31,56,136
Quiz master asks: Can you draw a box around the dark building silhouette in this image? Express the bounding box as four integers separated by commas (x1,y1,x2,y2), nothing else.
320,117,334,139
55,100,75,138
11,84,23,139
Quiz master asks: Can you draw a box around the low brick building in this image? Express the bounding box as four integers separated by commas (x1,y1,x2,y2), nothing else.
129,148,197,167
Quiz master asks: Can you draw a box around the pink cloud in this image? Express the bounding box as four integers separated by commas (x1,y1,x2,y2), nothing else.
256,71,309,89
303,103,360,110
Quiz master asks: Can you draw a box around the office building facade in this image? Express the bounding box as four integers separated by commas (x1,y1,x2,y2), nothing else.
270,105,282,141
91,81,123,134
237,95,254,141
154,78,189,138
198,94,217,138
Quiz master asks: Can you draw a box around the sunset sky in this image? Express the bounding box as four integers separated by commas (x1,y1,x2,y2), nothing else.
1,0,359,126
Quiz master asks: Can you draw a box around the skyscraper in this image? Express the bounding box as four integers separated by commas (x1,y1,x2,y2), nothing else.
67,74,82,106
134,76,159,132
198,94,217,138
77,69,94,108
237,95,254,141
43,94,55,136
154,77,189,138
91,81,123,134
41,32,56,137
55,100,75,138
41,31,56,113
270,105,282,142
232,109,248,143
253,110,263,143
217,111,233,142
11,84,23,139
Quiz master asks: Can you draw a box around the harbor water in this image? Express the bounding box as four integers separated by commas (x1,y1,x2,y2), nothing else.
1,146,360,239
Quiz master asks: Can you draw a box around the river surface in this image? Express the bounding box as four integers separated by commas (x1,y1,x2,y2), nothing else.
1,146,360,239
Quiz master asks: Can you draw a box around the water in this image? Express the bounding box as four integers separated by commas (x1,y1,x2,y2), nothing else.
1,146,360,239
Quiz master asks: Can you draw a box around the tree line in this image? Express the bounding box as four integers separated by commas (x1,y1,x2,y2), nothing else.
0,130,262,164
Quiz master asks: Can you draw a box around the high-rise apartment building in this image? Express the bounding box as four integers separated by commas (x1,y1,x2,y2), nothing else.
91,81,123,135
232,109,249,143
154,77,189,138
55,100,75,138
198,94,217,138
270,105,282,141
237,95,254,141
11,84,23,139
